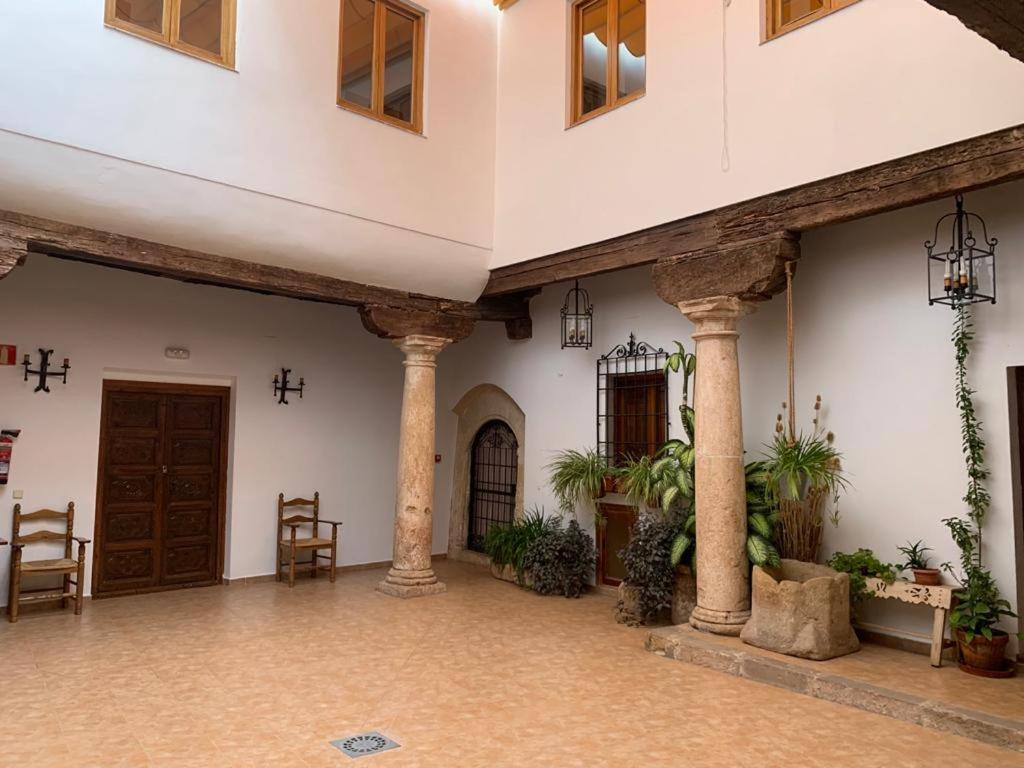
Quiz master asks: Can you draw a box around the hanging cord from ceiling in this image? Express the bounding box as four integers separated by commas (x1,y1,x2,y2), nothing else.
721,0,733,173
785,260,797,444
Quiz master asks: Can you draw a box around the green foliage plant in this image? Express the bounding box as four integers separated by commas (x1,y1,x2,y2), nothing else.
826,548,897,603
522,518,596,598
483,507,559,585
547,449,610,514
943,306,1018,645
619,510,685,623
895,540,933,572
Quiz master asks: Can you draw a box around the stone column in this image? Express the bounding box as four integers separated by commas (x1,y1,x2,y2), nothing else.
377,335,451,598
679,296,756,636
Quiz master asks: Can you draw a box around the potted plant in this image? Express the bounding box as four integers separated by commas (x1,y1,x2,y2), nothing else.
547,449,610,509
482,507,557,586
763,397,847,564
896,540,942,585
942,305,1018,676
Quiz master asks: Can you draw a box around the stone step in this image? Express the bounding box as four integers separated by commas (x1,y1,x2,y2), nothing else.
646,624,1024,753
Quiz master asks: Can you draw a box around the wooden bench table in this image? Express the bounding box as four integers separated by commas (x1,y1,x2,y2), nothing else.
865,577,957,667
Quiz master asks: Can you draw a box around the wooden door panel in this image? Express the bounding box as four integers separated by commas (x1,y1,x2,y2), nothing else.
95,383,227,597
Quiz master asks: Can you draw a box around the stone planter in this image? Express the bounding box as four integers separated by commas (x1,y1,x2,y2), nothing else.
672,566,697,625
490,562,530,587
740,559,860,661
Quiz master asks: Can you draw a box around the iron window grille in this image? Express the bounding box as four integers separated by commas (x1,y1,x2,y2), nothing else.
597,334,669,467
467,420,519,552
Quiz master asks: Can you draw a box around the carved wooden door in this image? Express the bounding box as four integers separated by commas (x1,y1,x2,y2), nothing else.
94,382,228,596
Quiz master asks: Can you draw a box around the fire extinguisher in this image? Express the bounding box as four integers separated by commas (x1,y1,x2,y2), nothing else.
0,429,20,485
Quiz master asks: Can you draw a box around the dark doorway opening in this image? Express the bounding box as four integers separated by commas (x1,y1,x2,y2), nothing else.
467,420,518,553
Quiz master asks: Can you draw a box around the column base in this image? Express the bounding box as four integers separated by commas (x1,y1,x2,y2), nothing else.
376,568,447,599
689,605,751,636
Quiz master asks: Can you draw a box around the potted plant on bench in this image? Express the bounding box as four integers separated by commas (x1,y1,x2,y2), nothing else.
896,540,942,586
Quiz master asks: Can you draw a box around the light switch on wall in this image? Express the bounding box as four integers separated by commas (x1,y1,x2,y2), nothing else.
12,489,24,499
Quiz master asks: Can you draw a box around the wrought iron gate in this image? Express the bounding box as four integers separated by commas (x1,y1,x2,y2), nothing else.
467,420,518,552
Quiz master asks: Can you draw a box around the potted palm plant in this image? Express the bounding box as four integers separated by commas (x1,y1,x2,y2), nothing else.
896,540,942,586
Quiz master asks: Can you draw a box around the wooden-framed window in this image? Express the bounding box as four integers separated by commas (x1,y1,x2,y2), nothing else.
338,0,425,134
570,0,646,127
104,0,237,69
763,0,860,42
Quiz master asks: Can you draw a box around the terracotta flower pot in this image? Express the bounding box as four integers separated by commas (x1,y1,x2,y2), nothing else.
956,628,1010,672
602,475,618,495
912,568,942,586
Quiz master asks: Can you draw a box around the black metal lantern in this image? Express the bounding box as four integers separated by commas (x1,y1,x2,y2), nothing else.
561,280,593,349
926,194,997,309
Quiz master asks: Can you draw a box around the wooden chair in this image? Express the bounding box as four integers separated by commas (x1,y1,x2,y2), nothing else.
277,493,341,587
8,502,90,623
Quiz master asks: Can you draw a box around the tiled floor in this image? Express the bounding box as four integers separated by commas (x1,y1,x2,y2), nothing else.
3,560,1023,767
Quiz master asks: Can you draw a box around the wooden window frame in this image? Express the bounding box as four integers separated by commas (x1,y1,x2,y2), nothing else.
763,0,860,43
104,0,237,69
569,0,646,128
337,0,425,135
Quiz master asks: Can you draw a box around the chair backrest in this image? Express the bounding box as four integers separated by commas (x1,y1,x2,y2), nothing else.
12,502,75,559
277,492,319,541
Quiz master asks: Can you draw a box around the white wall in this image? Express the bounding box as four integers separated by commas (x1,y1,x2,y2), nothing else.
0,0,499,300
0,257,416,604
439,180,1024,642
492,0,1024,266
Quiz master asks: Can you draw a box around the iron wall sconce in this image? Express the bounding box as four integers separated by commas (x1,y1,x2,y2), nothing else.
273,368,304,405
22,349,70,393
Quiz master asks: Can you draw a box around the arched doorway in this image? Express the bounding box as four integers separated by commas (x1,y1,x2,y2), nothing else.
467,420,519,552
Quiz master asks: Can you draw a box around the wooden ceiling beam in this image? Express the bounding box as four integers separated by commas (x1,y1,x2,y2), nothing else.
0,209,534,340
922,1,1024,64
483,123,1024,296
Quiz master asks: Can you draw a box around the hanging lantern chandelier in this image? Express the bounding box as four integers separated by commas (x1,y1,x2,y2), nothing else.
926,193,997,309
561,280,593,349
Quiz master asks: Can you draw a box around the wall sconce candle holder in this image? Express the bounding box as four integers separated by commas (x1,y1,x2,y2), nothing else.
273,368,304,405
22,349,70,393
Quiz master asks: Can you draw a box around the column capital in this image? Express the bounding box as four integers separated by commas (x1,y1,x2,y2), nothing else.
395,335,452,367
678,296,756,339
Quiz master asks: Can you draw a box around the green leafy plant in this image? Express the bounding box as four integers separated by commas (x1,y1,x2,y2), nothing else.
943,306,1017,647
522,518,596,598
547,449,611,514
483,507,559,584
895,540,933,572
619,454,660,509
827,548,897,603
619,510,686,623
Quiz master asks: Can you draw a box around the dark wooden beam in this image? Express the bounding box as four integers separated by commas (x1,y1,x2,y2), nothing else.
483,123,1024,296
922,1,1024,64
0,209,533,340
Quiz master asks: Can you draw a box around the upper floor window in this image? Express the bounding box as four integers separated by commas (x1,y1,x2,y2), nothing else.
338,0,425,134
764,0,859,42
570,0,646,127
104,0,237,68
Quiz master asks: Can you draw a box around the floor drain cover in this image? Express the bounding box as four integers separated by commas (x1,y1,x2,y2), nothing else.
331,732,400,759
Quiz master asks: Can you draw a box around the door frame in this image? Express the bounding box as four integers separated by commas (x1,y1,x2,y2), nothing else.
92,379,231,598
1007,367,1024,661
